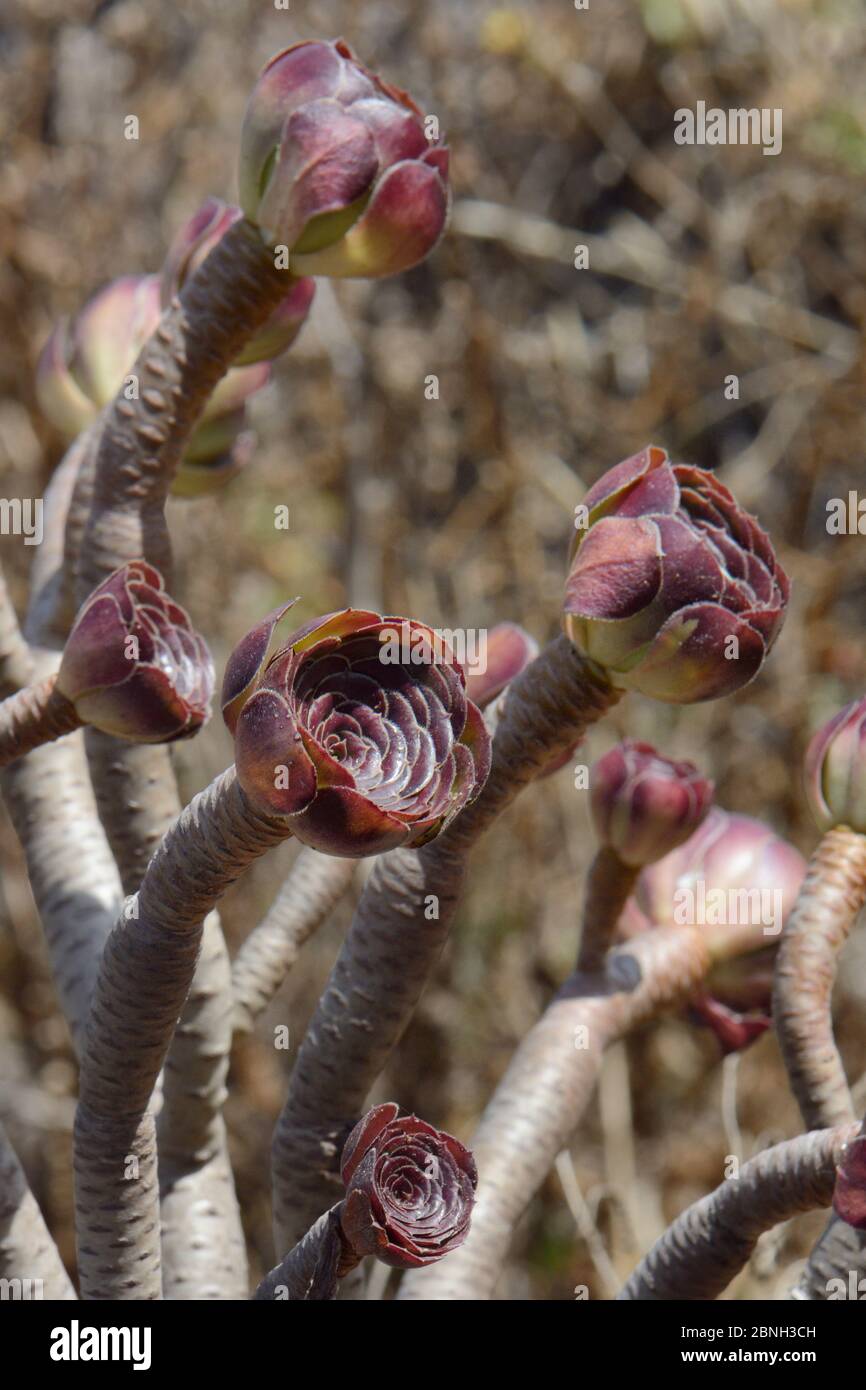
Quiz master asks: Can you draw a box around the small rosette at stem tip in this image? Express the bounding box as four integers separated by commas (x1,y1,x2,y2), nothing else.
221,605,491,857
56,562,214,742
161,196,316,366
590,739,714,867
804,696,866,833
238,38,450,278
563,446,789,703
617,807,806,1052
338,1103,477,1269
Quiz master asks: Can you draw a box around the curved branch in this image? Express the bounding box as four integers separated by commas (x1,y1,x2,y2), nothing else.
399,925,711,1299
270,638,619,1252
232,847,357,1034
0,674,80,766
772,825,866,1131
73,768,289,1299
158,911,247,1299
79,734,249,1299
69,222,292,1299
253,1206,344,1302
619,1124,856,1300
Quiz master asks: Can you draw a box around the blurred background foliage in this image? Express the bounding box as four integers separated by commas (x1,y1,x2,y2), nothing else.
2,0,866,1298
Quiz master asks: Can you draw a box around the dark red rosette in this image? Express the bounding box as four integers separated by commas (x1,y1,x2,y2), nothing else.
57,561,213,742
239,38,450,278
338,1102,477,1269
564,446,789,703
590,739,714,867
222,606,490,856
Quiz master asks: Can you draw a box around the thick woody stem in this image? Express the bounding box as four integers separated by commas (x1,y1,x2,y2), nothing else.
73,768,288,1299
158,911,247,1300
0,674,81,767
253,1205,347,1301
399,926,713,1300
271,842,466,1249
0,1122,77,1300
772,825,866,1131
77,217,290,600
270,639,618,1252
82,734,248,1299
0,568,32,697
619,1124,858,1301
577,847,639,973
232,848,357,1034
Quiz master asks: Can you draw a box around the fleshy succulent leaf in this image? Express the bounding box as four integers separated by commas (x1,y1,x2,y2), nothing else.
228,607,491,856
57,563,213,743
564,447,789,704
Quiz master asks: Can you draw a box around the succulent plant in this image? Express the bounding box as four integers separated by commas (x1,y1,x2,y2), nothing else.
618,807,806,1050
564,446,789,703
35,271,286,499
57,561,213,742
804,696,866,833
590,739,714,867
222,605,491,855
239,38,449,278
339,1103,477,1268
36,276,162,438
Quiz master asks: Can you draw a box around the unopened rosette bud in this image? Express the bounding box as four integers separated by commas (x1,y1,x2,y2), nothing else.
338,1103,477,1269
222,606,491,856
804,697,866,833
239,39,449,278
590,739,713,867
57,561,213,742
464,622,538,710
36,276,161,436
618,808,806,1051
832,1133,866,1230
162,197,316,366
36,275,271,499
564,446,789,703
